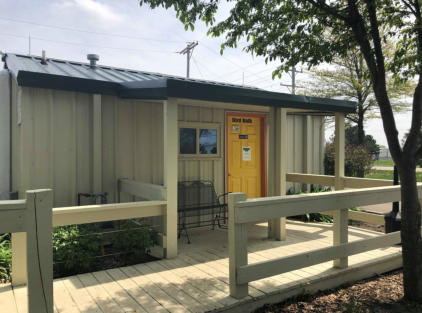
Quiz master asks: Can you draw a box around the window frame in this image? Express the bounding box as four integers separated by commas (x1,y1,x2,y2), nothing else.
178,122,221,158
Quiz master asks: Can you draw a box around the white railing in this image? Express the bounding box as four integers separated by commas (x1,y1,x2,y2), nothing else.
228,184,419,299
286,172,394,226
118,178,167,201
1,189,53,313
11,180,168,293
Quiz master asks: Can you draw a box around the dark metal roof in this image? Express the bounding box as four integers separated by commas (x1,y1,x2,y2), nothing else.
3,53,356,113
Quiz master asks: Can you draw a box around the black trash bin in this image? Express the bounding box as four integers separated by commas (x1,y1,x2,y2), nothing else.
385,165,401,233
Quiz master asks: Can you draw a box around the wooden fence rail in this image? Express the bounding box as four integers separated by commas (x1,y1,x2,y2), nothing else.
286,172,394,226
118,178,167,201
228,184,421,299
11,180,168,292
1,189,53,313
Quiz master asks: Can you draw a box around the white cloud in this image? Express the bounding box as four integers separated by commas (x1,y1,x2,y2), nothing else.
58,0,124,26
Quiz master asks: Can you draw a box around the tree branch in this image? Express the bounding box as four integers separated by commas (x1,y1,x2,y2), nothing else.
401,0,417,15
304,0,349,22
346,0,403,162
403,2,422,157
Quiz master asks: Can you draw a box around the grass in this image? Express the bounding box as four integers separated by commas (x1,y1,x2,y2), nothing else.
365,169,422,182
373,159,394,167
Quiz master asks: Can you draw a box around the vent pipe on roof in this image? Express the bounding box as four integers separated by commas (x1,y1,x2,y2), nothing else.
41,50,47,65
87,54,99,69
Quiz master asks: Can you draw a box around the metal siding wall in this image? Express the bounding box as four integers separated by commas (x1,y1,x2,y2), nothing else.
12,86,325,205
286,114,325,193
101,96,163,204
0,71,10,200
177,104,225,196
13,89,163,207
10,77,20,197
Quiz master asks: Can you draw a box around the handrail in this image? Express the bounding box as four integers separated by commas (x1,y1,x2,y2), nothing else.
228,184,415,299
118,178,167,201
53,200,166,227
286,173,335,186
235,184,422,224
342,176,393,188
237,230,401,285
1,190,53,313
285,172,394,226
0,200,27,233
286,172,393,188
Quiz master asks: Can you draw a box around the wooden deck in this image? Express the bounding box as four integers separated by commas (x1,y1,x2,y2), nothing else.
1,221,402,313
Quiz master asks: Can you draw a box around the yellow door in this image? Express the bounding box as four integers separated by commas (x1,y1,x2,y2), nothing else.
227,114,263,198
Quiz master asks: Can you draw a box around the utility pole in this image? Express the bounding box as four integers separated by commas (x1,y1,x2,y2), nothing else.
28,33,31,56
280,66,303,94
178,41,198,78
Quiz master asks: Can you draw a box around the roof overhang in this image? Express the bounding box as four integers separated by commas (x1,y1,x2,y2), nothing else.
6,53,356,114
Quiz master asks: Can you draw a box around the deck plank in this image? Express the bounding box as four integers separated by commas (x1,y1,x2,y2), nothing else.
133,263,206,313
143,261,223,311
61,275,103,313
158,257,239,307
4,221,402,313
91,270,147,313
12,285,28,313
0,284,18,313
119,266,188,313
53,279,80,313
77,273,125,313
106,268,167,313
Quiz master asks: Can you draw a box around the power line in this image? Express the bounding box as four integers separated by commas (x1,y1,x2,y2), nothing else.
0,16,185,43
213,59,266,80
241,67,279,85
191,58,230,83
191,56,204,79
0,32,175,54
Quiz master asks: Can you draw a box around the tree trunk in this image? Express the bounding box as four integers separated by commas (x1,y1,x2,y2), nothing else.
356,105,366,177
399,160,422,302
357,106,365,146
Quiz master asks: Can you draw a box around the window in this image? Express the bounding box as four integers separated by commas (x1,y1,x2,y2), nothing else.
199,129,217,154
179,123,220,157
180,128,197,154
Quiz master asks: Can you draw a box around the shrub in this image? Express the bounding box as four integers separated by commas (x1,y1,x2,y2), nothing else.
53,221,158,277
111,221,158,264
0,234,11,282
53,224,102,276
324,143,373,177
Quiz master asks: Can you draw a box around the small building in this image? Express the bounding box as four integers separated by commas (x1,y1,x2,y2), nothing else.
0,52,355,258
0,53,354,205
1,54,403,313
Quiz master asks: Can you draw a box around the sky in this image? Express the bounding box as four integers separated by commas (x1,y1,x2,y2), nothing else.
0,0,413,147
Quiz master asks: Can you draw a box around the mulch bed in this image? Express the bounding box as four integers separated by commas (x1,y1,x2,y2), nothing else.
255,271,422,313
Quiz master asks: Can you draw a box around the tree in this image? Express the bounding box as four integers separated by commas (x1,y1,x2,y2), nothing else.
324,142,373,177
139,0,422,301
306,47,414,145
345,125,379,176
345,125,379,155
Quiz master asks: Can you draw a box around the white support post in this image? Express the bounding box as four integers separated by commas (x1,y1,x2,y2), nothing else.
163,99,178,258
228,193,248,299
267,107,275,238
304,115,313,192
333,113,348,268
270,107,287,240
93,94,102,195
26,189,53,313
11,232,27,286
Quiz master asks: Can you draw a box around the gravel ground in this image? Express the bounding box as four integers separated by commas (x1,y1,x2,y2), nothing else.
255,271,422,313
